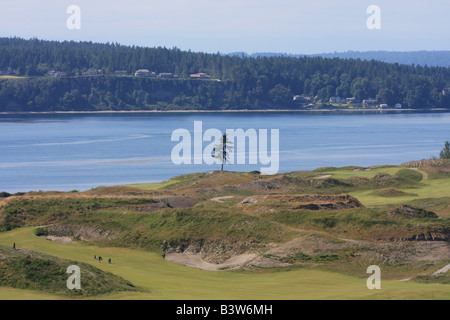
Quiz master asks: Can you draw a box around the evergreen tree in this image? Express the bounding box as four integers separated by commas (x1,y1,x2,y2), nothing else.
212,133,233,171
440,141,450,159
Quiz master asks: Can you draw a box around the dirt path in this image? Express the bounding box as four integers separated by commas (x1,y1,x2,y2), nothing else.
210,196,235,202
410,168,429,181
433,263,450,276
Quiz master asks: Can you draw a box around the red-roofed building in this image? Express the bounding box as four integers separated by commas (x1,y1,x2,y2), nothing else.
190,73,211,79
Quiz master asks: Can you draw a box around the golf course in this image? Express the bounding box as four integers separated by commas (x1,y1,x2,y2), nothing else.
0,159,449,300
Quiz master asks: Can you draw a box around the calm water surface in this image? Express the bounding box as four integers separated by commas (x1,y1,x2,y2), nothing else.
1,111,449,193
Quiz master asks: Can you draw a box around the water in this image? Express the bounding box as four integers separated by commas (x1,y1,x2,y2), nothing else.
1,111,449,193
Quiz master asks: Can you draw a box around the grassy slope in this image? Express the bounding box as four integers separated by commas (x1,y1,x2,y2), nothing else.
1,163,449,299
0,245,136,297
0,228,448,300
318,166,450,216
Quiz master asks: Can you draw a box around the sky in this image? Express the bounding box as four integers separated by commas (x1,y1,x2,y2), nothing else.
0,0,449,54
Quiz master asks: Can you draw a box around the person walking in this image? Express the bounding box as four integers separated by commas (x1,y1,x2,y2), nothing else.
12,242,15,249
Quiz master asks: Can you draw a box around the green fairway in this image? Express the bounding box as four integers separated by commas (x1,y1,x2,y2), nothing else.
0,228,448,300
126,178,182,190
320,167,450,212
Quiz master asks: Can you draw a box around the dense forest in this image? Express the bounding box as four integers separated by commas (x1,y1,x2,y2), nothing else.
0,37,449,112
231,51,450,68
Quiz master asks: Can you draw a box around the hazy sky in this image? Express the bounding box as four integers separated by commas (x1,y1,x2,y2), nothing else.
1,0,449,54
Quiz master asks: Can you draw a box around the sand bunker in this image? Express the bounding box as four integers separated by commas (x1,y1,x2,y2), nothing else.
165,252,257,271
44,235,76,244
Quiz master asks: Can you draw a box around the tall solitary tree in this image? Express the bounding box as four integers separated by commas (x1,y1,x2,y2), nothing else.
212,133,233,171
440,141,450,159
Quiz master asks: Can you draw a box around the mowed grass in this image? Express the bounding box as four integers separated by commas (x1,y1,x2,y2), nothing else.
126,178,183,191
0,228,448,300
351,178,450,208
321,167,450,212
319,166,402,179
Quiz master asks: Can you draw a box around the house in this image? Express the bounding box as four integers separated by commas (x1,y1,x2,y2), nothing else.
346,97,360,104
395,103,402,109
379,104,389,109
114,70,128,75
82,69,102,76
134,69,156,77
443,87,450,96
47,70,66,77
190,73,211,79
0,67,15,75
159,73,177,79
329,96,345,103
363,99,378,107
293,95,311,103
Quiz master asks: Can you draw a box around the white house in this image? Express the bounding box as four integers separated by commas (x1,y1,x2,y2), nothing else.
47,70,66,77
134,69,156,77
363,99,378,107
82,69,102,76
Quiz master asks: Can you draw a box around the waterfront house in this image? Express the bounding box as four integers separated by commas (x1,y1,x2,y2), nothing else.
190,73,211,79
82,69,102,76
134,69,156,77
363,99,378,107
159,73,178,79
329,96,345,103
47,70,66,77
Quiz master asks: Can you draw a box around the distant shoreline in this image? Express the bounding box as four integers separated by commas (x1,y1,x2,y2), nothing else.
1,108,448,115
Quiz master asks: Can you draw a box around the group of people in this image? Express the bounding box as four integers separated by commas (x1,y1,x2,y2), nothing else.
94,255,112,264
13,242,113,264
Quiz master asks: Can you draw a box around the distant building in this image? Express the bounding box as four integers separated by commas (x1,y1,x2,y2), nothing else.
329,96,345,103
363,99,378,107
114,70,128,75
82,69,102,76
47,70,66,77
395,103,402,109
0,67,15,75
346,97,360,104
158,73,178,79
379,104,389,109
443,87,450,96
134,69,156,77
293,95,311,102
190,73,211,79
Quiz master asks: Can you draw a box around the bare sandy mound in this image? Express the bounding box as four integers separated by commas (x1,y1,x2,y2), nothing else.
165,252,257,271
44,235,76,244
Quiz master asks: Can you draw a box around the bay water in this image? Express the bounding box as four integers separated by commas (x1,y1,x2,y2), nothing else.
1,111,449,193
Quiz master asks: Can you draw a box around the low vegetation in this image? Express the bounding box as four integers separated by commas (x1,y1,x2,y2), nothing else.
0,159,449,298
0,246,136,296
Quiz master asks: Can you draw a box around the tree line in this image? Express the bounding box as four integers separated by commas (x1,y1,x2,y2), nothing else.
0,37,449,111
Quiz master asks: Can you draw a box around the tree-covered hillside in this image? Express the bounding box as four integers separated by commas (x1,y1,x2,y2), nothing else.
0,37,449,111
